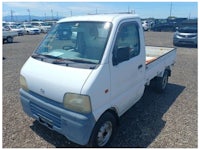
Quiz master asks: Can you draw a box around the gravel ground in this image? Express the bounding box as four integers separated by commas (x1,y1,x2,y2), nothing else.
3,32,197,148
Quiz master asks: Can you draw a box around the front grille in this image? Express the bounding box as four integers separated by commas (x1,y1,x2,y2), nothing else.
179,34,196,38
30,102,61,128
187,35,197,38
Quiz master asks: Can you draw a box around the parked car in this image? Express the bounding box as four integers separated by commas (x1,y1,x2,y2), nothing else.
3,21,8,27
173,24,197,47
151,19,176,32
151,18,188,32
45,20,57,27
31,21,51,33
4,25,24,36
142,20,150,31
3,28,18,43
19,24,40,35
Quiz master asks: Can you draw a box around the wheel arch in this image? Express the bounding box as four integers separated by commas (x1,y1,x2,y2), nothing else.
96,107,120,126
157,66,171,78
88,107,119,147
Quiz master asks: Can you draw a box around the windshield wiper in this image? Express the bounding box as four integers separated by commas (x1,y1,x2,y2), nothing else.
33,53,97,66
52,59,70,65
66,59,97,64
32,53,63,61
42,54,63,59
52,58,97,66
32,53,46,61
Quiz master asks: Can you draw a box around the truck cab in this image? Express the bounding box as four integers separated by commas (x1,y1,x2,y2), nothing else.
20,14,176,147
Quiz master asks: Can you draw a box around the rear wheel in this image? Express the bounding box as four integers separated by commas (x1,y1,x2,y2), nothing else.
150,70,170,93
152,70,169,93
88,112,117,147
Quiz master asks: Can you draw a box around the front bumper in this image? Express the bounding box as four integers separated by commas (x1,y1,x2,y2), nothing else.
173,35,197,46
33,31,40,34
19,89,96,145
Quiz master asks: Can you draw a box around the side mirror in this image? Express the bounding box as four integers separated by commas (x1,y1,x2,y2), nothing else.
113,47,129,66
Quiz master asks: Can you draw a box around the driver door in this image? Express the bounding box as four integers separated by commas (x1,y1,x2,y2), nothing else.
110,20,145,115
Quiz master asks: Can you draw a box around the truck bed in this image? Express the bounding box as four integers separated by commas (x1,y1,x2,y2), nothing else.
145,46,176,84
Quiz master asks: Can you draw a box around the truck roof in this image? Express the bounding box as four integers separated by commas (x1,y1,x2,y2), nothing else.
58,13,139,23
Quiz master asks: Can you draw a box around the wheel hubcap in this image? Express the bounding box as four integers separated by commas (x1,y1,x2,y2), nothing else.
97,121,112,147
162,75,168,89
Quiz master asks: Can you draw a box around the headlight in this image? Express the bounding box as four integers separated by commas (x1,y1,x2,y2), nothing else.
20,75,29,91
63,93,91,113
173,31,178,37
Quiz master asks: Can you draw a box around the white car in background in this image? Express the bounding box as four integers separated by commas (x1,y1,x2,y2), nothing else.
3,27,18,43
142,20,150,31
4,25,24,36
31,21,51,33
19,24,41,35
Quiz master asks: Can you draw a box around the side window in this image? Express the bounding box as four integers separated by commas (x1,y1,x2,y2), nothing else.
113,22,140,65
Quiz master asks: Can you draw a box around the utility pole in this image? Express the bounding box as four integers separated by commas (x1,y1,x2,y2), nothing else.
44,12,46,21
51,9,53,20
10,10,14,22
188,11,191,19
27,9,31,22
169,2,172,17
131,9,135,14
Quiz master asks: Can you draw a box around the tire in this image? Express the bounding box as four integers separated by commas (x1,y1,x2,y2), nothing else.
88,112,117,147
7,37,13,43
173,42,177,46
154,70,169,93
19,33,23,36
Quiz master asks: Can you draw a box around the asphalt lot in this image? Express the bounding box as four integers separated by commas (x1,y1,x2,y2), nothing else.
3,32,197,148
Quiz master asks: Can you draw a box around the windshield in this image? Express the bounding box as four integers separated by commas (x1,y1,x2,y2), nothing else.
35,21,112,65
26,25,34,28
178,25,197,33
41,23,49,26
10,25,17,29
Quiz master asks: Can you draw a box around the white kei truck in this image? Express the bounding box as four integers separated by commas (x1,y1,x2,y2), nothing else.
19,13,176,147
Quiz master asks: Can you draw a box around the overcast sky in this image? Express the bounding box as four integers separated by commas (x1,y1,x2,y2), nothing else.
2,2,198,19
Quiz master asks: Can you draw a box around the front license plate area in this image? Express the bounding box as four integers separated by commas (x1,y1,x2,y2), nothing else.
38,114,53,129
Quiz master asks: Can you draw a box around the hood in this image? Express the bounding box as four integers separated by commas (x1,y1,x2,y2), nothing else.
21,57,93,103
12,29,23,32
41,25,51,28
176,32,197,38
27,27,39,31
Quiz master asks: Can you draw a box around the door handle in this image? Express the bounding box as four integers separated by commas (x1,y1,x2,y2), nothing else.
138,64,143,69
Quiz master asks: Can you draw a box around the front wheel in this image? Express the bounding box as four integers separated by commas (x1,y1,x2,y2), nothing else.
7,37,13,43
88,112,117,147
